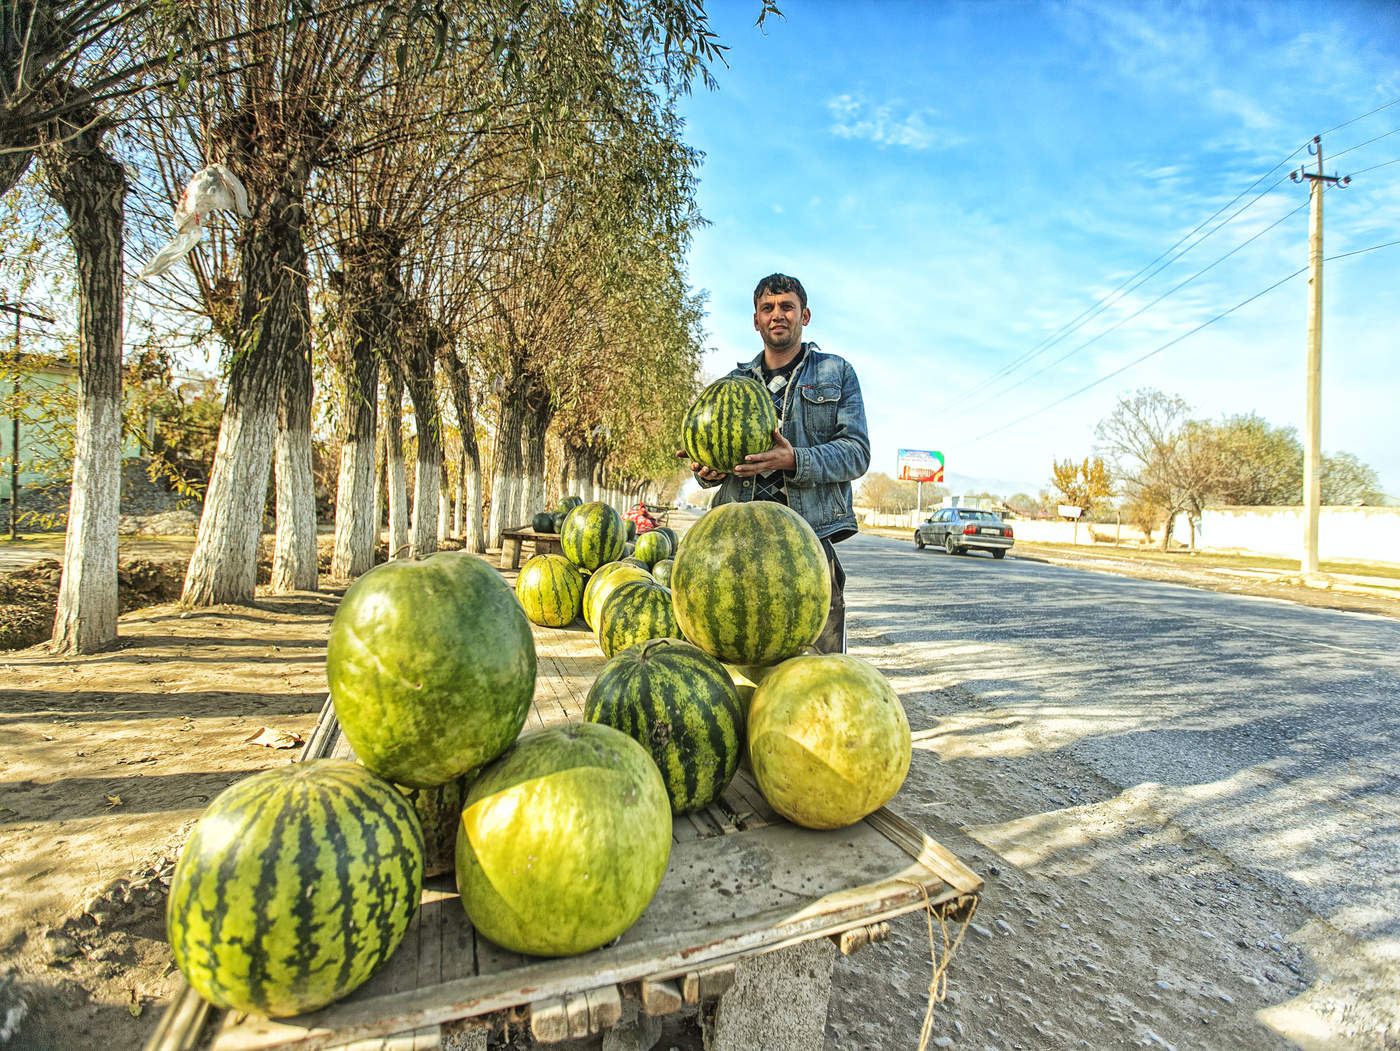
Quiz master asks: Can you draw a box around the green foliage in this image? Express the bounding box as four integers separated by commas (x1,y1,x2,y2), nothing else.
1050,456,1113,516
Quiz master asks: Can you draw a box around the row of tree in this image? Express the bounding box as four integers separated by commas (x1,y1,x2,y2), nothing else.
2,0,769,653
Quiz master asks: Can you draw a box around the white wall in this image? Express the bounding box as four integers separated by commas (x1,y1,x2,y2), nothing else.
860,505,1400,564
1198,506,1400,564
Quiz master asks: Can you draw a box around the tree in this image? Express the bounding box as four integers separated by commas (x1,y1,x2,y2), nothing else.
1094,388,1193,549
1049,456,1113,517
1209,414,1302,506
1321,451,1384,506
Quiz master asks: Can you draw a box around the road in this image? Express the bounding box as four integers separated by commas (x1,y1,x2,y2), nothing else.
824,532,1400,1050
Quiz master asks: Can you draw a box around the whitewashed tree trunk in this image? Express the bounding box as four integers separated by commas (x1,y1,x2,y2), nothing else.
184,149,312,606
488,387,527,547
271,340,317,592
332,354,379,579
437,462,451,542
411,455,440,557
452,483,462,537
183,401,277,605
404,346,441,559
385,370,409,559
464,461,484,554
42,110,125,653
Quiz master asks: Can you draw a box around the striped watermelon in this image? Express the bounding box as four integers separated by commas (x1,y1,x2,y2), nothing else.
328,552,536,787
681,376,778,473
748,654,912,829
531,511,554,533
560,495,583,511
397,775,471,877
583,563,651,631
561,501,627,572
597,578,682,658
652,557,674,587
620,556,651,572
585,638,745,813
633,529,672,567
167,761,424,1016
654,526,680,552
671,501,830,665
456,722,671,956
515,553,584,627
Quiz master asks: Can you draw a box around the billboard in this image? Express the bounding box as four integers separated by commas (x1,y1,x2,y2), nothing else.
897,449,944,483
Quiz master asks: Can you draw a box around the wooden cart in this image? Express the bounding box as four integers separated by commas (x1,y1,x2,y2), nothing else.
145,622,981,1051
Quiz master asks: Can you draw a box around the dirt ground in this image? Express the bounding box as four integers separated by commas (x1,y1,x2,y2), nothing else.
0,542,1395,1050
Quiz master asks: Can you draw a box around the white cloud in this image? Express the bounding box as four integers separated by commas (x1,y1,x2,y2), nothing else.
825,94,961,151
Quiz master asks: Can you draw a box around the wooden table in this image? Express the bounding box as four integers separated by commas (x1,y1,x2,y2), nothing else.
146,620,982,1051
498,527,562,570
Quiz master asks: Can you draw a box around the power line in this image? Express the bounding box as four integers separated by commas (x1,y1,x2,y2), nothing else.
965,235,1400,445
954,197,1310,417
941,101,1400,419
967,265,1309,443
933,144,1309,414
1330,126,1400,162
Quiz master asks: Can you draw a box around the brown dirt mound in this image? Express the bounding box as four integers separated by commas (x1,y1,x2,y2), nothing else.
0,559,186,651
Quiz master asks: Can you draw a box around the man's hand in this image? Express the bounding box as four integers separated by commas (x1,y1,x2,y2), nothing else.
675,448,728,482
733,428,796,478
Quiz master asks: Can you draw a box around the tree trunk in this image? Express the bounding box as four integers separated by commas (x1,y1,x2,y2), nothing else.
436,449,451,542
522,389,552,519
488,385,527,547
271,334,317,592
332,352,378,578
41,109,125,654
452,480,462,537
440,347,485,553
403,342,440,558
185,151,312,606
384,367,409,559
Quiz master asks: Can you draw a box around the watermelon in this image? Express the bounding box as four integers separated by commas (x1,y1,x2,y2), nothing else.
625,519,637,542
671,501,830,666
584,564,652,631
532,511,554,533
515,553,584,627
747,654,911,829
167,760,424,1016
561,501,627,572
652,558,674,588
586,638,744,813
397,775,471,877
681,376,778,473
721,659,773,713
327,552,536,787
633,529,672,567
655,526,680,549
456,722,671,956
620,556,651,572
596,578,682,658
560,495,583,511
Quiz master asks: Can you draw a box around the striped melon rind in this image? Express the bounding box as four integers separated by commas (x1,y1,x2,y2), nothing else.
671,501,830,666
681,376,778,473
596,579,682,658
583,564,652,631
586,638,745,813
515,554,584,627
327,551,536,787
456,723,671,957
560,501,627,572
167,760,425,1016
747,654,912,830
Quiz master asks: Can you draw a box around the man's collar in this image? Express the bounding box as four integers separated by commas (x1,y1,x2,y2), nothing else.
738,342,813,373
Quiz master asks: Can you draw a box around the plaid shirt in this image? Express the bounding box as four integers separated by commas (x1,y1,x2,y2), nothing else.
753,349,806,504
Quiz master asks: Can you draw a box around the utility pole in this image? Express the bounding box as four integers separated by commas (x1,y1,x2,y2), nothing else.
0,300,56,540
1290,136,1349,576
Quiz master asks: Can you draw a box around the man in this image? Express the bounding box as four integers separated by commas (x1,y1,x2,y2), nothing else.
683,273,870,653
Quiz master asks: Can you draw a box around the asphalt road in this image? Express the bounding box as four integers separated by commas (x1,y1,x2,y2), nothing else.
830,531,1400,1049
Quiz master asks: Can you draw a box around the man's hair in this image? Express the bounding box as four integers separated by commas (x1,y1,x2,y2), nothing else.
753,273,807,310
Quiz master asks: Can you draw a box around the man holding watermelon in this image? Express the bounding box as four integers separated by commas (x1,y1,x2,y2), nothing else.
682,273,870,653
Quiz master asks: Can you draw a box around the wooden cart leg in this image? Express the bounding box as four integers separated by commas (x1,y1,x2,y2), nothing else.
703,939,837,1051
501,536,521,570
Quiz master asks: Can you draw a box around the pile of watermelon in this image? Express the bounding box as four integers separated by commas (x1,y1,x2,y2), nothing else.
164,375,915,1025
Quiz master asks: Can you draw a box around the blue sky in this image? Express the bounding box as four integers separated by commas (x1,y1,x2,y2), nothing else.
677,0,1400,500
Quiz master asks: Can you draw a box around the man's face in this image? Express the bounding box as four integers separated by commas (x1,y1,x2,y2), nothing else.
753,289,809,354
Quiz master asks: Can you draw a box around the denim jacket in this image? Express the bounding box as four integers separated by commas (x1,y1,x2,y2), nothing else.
698,343,870,542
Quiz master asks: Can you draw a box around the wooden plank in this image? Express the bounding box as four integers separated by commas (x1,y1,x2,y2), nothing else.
640,980,682,1017
527,998,568,1044
563,992,590,1039
584,986,621,1031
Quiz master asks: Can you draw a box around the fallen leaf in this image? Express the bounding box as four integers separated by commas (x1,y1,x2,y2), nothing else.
104,794,123,810
244,727,305,750
128,988,143,1018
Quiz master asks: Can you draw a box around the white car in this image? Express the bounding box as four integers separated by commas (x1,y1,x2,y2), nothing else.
914,508,1014,558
